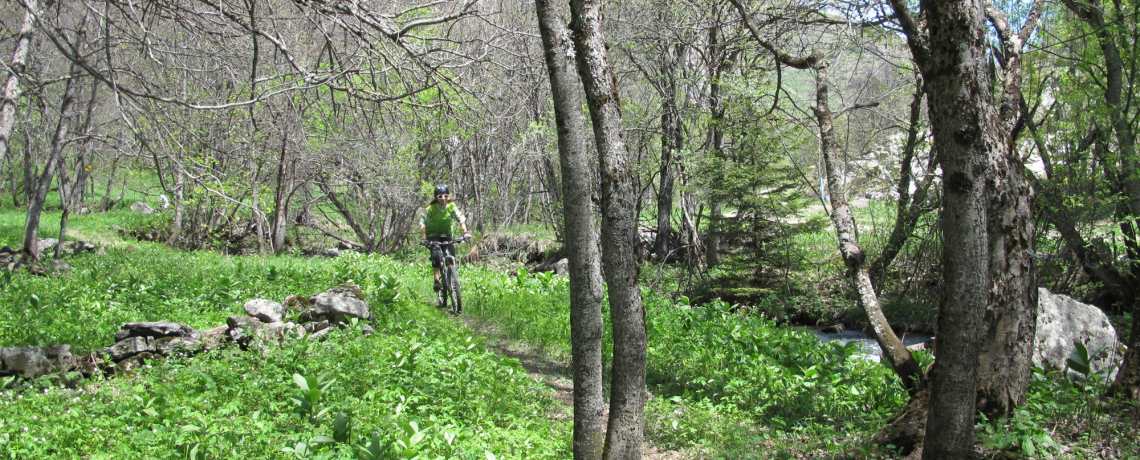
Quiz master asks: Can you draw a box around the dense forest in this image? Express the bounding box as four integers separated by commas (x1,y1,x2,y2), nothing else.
2,0,1139,458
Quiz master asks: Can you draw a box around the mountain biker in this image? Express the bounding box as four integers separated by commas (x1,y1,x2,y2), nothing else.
419,185,471,292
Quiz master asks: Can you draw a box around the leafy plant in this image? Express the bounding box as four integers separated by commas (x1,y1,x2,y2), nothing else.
291,372,335,423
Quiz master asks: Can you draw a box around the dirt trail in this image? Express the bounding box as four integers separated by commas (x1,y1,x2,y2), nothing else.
456,315,686,460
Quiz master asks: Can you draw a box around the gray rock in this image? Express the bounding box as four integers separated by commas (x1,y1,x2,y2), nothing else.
118,321,194,340
153,337,204,356
243,299,286,323
227,315,261,329
361,325,376,336
0,345,77,379
310,285,371,324
197,325,229,349
50,259,72,274
303,320,330,334
35,238,58,258
307,327,333,341
1034,288,1121,377
821,323,846,334
553,258,569,276
325,248,340,257
130,201,155,214
106,337,154,361
258,321,298,340
226,316,262,348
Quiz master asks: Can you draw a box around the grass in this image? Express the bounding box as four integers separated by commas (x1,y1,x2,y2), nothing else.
0,205,571,459
1,199,1138,459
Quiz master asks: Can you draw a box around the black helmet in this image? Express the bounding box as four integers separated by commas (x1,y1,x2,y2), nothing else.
434,185,450,196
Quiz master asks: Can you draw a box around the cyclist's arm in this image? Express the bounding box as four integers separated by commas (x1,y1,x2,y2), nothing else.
419,208,428,239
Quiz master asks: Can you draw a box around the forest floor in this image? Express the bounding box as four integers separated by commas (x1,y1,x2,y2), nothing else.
456,313,689,460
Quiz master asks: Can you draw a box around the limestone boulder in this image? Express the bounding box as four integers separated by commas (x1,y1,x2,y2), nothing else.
226,315,262,348
1034,288,1121,377
115,321,194,342
35,238,58,259
306,285,371,324
153,337,204,356
50,259,72,274
105,337,155,361
0,345,77,379
244,299,286,323
553,258,569,276
130,201,155,214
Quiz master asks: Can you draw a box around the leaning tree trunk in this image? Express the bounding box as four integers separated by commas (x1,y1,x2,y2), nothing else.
535,1,607,457
23,71,79,261
812,61,924,393
569,0,648,457
0,0,36,167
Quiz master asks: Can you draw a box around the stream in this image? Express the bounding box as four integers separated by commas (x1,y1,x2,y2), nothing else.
805,327,932,362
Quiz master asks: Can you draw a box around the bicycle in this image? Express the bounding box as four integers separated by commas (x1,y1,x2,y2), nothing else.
422,237,466,314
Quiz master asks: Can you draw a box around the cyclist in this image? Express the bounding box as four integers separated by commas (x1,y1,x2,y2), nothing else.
419,185,471,292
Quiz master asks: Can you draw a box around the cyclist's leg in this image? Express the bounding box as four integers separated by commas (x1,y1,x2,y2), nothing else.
428,237,447,290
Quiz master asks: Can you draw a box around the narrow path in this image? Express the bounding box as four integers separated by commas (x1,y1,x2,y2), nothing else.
455,314,687,460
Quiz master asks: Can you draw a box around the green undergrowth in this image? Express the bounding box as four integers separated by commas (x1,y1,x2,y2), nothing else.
0,208,570,458
2,205,1137,458
461,268,1139,458
0,316,568,459
459,266,911,456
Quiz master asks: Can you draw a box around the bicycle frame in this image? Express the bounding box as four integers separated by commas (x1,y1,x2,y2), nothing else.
423,237,466,314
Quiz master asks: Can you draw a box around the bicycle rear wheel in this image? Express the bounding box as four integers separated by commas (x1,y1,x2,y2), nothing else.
448,264,462,314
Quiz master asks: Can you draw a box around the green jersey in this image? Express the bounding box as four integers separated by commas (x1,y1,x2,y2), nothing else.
420,202,466,238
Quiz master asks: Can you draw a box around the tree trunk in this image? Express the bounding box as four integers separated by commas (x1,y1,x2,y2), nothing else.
23,71,79,261
535,1,606,457
0,0,36,167
705,27,725,268
654,97,679,261
976,140,1036,418
271,133,291,254
813,62,924,393
899,0,997,456
976,9,1039,415
569,0,647,457
169,173,185,246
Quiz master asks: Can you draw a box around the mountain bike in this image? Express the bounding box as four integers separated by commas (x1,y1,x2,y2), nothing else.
422,237,466,314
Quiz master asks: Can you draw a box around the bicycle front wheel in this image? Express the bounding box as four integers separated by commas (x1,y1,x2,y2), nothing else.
448,264,462,314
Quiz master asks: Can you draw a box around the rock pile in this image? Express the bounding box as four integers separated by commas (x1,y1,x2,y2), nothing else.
1,241,98,275
0,284,374,388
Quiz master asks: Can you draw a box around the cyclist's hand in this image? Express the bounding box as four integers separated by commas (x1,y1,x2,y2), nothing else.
463,233,472,241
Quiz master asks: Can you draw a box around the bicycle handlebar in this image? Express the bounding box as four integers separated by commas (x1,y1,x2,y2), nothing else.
421,237,468,247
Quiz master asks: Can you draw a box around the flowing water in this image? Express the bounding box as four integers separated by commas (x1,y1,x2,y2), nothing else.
805,327,932,362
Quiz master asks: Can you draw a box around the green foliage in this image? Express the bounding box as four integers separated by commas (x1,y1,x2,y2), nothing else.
644,295,906,429
973,364,1140,458
0,207,569,458
693,79,824,303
